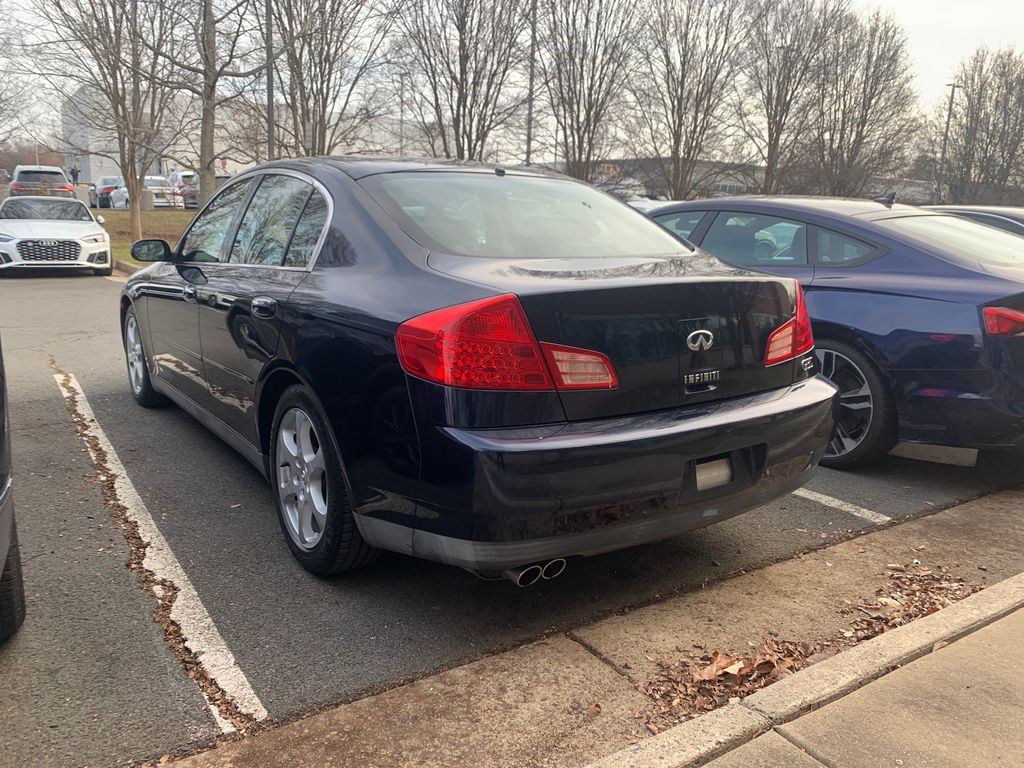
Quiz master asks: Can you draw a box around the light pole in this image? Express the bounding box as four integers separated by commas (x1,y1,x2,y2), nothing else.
265,0,275,161
524,0,538,165
937,82,960,203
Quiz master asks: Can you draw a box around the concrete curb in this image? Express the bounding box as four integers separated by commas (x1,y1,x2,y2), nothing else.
113,260,139,276
585,570,1024,768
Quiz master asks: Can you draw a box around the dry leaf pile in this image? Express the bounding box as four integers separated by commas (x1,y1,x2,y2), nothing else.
638,562,984,732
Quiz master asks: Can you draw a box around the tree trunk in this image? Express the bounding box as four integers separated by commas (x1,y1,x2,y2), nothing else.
198,0,217,206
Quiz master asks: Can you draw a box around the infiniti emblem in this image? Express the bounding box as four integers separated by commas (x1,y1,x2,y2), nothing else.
686,329,715,352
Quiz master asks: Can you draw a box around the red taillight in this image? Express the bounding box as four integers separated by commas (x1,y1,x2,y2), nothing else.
983,307,1024,336
60,185,73,191
396,294,554,390
9,183,22,191
540,343,618,389
764,284,814,366
101,186,116,194
396,294,619,391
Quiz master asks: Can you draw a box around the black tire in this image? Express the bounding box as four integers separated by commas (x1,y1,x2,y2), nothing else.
817,338,898,470
0,519,27,643
94,263,114,277
123,306,166,408
270,385,378,575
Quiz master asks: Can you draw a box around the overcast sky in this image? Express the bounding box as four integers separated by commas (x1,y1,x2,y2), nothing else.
856,0,1024,111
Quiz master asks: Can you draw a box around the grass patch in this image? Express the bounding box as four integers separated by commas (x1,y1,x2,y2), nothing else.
100,209,193,263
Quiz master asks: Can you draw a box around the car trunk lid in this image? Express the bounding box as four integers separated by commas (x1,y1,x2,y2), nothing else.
427,253,803,421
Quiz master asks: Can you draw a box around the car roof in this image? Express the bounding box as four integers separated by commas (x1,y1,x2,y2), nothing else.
14,165,66,173
283,155,565,181
643,195,928,222
926,204,1024,218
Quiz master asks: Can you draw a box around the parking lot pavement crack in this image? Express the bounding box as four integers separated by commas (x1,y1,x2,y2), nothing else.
50,361,267,736
566,629,643,685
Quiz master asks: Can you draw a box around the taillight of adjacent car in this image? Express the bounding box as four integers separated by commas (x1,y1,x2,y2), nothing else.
396,294,617,391
764,284,815,366
982,307,1024,337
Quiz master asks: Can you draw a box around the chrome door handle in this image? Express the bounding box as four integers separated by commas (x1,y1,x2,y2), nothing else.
182,284,197,302
251,296,278,319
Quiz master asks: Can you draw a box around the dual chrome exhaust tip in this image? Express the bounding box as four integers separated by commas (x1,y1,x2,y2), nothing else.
502,558,567,588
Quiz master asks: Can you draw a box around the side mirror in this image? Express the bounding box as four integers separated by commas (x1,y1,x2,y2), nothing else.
132,239,173,262
95,215,105,225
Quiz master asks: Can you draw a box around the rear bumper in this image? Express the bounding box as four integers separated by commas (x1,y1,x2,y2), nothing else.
896,370,1024,449
358,376,838,570
0,479,13,572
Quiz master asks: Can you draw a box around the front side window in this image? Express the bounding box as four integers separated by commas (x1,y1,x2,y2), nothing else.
284,192,329,268
701,212,808,266
179,179,254,263
360,172,686,258
653,210,707,240
816,228,875,265
229,175,313,266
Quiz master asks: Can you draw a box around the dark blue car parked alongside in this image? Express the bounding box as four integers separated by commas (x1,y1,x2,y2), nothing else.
639,197,1024,468
122,159,837,583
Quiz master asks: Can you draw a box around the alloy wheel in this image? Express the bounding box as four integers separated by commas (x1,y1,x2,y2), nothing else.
125,315,146,395
816,348,874,458
276,408,329,550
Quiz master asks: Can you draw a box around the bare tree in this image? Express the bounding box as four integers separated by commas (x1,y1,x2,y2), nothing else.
627,0,741,198
940,47,1024,203
539,0,634,181
26,0,187,239
270,0,397,156
147,0,265,204
398,0,529,160
807,9,918,196
737,0,847,193
0,2,25,146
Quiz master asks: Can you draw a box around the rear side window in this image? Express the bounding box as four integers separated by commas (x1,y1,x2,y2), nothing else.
284,192,328,268
653,210,707,240
179,179,254,263
360,172,685,258
876,215,1024,266
701,212,808,266
16,170,66,184
229,175,312,266
816,228,875,265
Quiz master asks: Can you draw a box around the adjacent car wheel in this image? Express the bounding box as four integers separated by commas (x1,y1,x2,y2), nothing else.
94,263,114,277
0,519,27,643
123,306,165,407
815,339,897,469
270,385,378,575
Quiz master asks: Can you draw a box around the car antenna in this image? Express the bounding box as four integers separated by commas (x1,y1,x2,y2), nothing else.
873,191,896,206
494,166,506,177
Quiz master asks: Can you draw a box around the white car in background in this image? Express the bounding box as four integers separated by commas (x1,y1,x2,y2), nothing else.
0,197,113,276
109,176,178,209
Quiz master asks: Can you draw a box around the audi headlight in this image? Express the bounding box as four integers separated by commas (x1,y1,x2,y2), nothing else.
0,233,14,243
83,233,107,244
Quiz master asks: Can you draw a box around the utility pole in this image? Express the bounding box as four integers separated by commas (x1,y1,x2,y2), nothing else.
265,0,275,162
399,72,407,155
524,0,537,165
937,82,960,203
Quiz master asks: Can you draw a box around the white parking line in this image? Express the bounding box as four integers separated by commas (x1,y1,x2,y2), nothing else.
54,374,268,732
792,487,892,525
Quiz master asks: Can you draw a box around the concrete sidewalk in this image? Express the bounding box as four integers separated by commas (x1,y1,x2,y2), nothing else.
706,607,1024,768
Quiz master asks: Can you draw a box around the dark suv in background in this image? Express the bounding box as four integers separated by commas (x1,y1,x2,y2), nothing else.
0,335,25,641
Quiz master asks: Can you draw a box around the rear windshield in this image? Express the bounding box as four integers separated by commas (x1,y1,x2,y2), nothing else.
876,214,1024,266
16,170,66,184
145,177,169,189
360,171,687,258
98,177,124,187
0,199,92,221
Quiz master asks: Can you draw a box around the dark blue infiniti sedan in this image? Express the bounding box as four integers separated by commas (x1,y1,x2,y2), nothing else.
121,159,837,583
637,197,1024,468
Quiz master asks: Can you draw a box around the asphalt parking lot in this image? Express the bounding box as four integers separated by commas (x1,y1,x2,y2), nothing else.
0,272,1021,767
